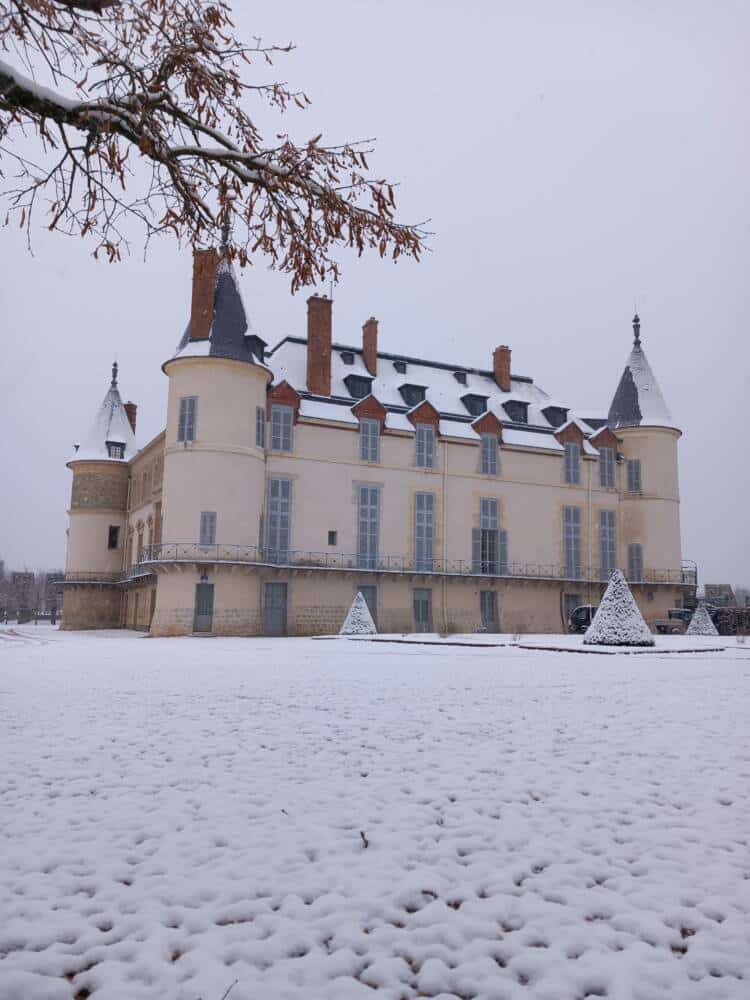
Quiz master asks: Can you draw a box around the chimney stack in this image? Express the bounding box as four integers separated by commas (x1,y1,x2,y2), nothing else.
493,345,511,393
190,248,219,341
362,317,378,376
124,401,137,434
306,295,332,396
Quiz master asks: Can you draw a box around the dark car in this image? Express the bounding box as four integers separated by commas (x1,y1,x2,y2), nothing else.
568,605,598,633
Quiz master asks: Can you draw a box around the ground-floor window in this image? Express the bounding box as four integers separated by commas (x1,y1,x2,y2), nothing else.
357,584,377,627
480,590,497,631
413,588,432,633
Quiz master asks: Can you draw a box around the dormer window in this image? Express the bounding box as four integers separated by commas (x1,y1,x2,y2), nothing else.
340,350,355,365
245,334,266,363
453,371,467,385
393,360,407,374
542,405,568,429
344,374,373,400
106,441,125,459
503,400,529,424
399,384,426,408
461,393,489,417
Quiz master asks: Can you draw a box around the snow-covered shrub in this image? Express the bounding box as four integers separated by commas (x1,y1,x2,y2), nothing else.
686,602,719,637
340,592,377,635
584,570,654,646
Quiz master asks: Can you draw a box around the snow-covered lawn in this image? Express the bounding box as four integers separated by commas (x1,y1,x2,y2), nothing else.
1,628,749,1000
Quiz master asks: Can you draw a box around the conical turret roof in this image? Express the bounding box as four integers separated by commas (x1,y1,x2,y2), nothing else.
171,250,266,367
73,362,137,462
608,314,673,429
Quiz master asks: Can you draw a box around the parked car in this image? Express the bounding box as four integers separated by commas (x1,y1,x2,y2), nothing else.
568,605,598,633
655,608,691,635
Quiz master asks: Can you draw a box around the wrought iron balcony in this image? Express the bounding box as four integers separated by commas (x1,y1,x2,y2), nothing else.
129,542,693,587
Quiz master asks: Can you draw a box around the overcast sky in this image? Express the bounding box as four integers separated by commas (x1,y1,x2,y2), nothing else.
1,0,748,587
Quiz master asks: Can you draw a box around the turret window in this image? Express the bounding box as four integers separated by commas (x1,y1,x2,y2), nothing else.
270,404,293,452
564,443,581,485
106,441,124,459
107,525,120,550
256,406,266,448
199,511,217,547
178,396,197,443
626,459,642,493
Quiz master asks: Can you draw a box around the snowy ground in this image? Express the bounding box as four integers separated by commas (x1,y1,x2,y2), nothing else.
1,627,749,1000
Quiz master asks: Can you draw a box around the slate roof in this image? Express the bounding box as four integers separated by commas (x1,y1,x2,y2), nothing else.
73,363,137,462
608,315,673,429
172,258,266,366
267,337,599,453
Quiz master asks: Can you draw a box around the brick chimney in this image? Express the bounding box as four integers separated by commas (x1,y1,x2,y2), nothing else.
362,317,378,376
493,345,511,393
124,401,137,434
306,295,332,396
190,248,219,341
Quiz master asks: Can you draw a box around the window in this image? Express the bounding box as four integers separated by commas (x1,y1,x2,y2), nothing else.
563,506,582,579
563,592,581,624
328,530,338,546
599,447,615,488
399,383,426,407
199,511,217,547
270,404,293,452
453,371,467,385
393,360,407,374
357,585,377,625
543,405,568,428
627,543,644,582
626,459,642,493
178,396,197,443
472,498,508,574
357,485,380,569
564,442,580,485
340,350,355,365
480,591,497,630
106,441,124,459
503,400,528,424
256,406,266,448
599,509,616,580
414,492,435,572
267,478,292,561
344,374,373,399
480,433,499,475
360,418,380,463
461,393,489,417
415,423,435,469
107,525,120,550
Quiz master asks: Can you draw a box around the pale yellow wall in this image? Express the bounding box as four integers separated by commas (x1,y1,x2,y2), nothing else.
65,510,126,575
161,357,270,547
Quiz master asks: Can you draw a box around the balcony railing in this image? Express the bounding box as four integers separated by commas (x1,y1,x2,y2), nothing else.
126,542,695,587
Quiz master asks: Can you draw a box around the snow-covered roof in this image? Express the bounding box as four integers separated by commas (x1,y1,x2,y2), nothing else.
73,363,137,462
269,337,600,447
608,315,673,429
170,256,267,368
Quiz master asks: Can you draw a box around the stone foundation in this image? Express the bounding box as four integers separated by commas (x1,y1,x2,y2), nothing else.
61,585,122,630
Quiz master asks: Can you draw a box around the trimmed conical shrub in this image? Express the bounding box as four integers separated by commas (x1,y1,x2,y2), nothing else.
584,570,654,646
340,591,377,635
686,601,719,637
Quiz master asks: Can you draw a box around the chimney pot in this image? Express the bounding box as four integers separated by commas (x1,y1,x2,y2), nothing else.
362,317,378,376
493,345,511,393
306,295,332,396
124,401,137,434
190,248,219,341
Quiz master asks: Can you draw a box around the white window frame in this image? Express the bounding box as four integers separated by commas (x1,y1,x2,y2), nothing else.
270,404,293,452
480,433,499,476
415,423,436,469
359,418,380,463
178,395,197,443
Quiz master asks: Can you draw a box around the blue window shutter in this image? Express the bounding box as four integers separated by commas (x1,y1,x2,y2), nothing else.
471,528,481,573
499,530,508,574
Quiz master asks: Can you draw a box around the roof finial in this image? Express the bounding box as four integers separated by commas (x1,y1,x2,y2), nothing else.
632,312,641,346
111,360,119,387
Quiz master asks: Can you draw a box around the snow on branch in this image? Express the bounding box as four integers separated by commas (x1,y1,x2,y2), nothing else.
0,0,425,287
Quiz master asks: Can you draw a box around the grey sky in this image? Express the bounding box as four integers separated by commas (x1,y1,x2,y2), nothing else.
1,0,748,586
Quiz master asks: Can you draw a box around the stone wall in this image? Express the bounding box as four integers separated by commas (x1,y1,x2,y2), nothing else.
61,585,122,629
71,464,129,511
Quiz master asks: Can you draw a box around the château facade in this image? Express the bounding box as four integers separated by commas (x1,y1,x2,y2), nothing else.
61,247,694,635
